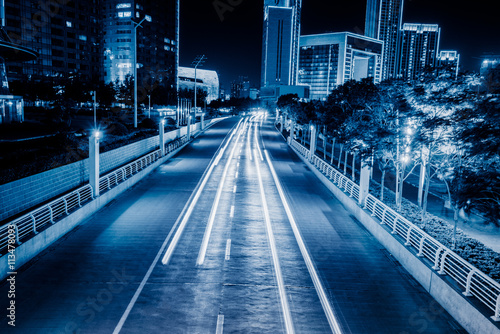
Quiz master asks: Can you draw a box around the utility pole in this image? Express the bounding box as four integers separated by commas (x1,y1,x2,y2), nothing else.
132,16,147,128
191,55,206,113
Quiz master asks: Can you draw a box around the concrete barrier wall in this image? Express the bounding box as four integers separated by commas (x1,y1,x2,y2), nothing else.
0,141,188,282
0,124,195,222
290,146,500,334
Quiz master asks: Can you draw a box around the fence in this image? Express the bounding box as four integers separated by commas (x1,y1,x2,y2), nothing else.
290,138,500,321
0,135,189,256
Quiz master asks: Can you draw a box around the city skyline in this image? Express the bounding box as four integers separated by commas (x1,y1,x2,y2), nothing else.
182,0,499,89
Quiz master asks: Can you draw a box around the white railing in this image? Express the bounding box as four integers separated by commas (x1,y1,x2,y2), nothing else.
290,138,500,321
0,184,94,252
0,134,190,256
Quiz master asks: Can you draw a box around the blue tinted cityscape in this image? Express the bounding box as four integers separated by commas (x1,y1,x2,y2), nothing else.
0,0,499,333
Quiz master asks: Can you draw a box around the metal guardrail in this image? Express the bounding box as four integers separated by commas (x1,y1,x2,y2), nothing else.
0,135,190,256
290,139,500,321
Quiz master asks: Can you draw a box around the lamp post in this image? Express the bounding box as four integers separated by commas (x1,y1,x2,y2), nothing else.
191,55,206,113
133,16,147,128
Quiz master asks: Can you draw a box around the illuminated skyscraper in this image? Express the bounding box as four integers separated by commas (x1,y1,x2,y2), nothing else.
102,0,178,87
365,0,404,80
399,24,440,81
298,32,383,100
261,0,301,88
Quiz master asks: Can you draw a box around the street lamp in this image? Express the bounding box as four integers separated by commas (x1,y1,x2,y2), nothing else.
132,16,147,128
191,55,206,113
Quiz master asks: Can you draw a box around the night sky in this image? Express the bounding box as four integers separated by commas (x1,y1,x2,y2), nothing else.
180,0,500,90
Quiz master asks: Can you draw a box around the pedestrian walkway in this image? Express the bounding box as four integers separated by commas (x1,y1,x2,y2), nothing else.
310,136,500,254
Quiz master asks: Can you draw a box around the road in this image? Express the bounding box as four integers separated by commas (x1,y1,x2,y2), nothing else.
0,115,465,333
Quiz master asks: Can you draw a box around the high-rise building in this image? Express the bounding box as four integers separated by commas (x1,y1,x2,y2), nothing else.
398,23,440,81
261,0,301,89
365,0,404,80
437,51,460,79
3,0,178,92
102,0,178,87
298,32,383,100
3,0,101,81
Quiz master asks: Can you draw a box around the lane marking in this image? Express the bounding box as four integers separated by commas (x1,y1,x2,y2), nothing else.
233,185,237,193
161,119,244,266
247,122,253,161
229,205,234,218
216,314,224,334
264,149,343,334
197,118,247,266
235,171,238,179
113,120,241,334
225,239,231,260
254,122,264,161
253,148,295,334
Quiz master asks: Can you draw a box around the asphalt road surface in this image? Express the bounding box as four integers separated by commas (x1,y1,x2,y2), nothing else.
0,115,466,333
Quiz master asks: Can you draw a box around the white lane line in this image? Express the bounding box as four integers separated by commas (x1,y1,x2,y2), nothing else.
113,121,241,334
253,148,295,334
235,171,238,179
215,119,244,166
233,185,237,193
247,122,253,161
229,205,234,218
197,119,247,266
161,120,243,266
225,239,231,260
264,149,343,334
254,122,264,161
216,314,224,334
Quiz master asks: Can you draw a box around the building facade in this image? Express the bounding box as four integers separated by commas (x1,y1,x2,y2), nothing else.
365,0,404,80
261,0,301,89
399,23,440,81
3,0,178,91
178,66,219,103
437,50,460,79
102,0,178,87
4,0,101,81
298,33,383,100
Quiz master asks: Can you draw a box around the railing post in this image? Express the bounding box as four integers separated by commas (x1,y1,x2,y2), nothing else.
463,270,475,297
405,226,412,246
48,206,55,223
438,250,450,275
391,218,398,234
433,246,444,269
30,214,37,234
493,294,500,321
63,198,69,215
77,191,81,207
417,236,425,257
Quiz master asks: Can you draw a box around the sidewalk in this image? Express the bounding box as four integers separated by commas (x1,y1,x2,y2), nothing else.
314,137,500,253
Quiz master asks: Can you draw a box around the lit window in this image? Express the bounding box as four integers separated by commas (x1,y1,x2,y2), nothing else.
116,3,131,9
145,15,152,22
164,45,170,51
66,21,72,28
79,35,87,41
164,38,170,43
136,12,139,18
123,11,132,17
